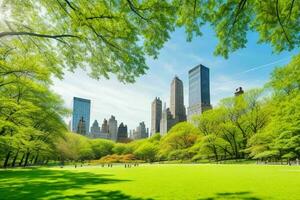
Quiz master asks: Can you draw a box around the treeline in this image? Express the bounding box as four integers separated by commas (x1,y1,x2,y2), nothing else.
54,55,300,164
0,44,299,167
0,45,69,168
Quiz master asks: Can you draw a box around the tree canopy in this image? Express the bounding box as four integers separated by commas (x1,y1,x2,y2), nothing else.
1,0,299,82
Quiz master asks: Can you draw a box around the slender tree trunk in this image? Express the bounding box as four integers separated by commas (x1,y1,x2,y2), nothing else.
30,155,35,164
19,153,25,166
23,152,30,167
34,153,39,165
3,151,11,168
213,147,218,161
11,150,19,167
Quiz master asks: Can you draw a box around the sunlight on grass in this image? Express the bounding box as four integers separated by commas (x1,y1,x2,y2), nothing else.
1,164,300,200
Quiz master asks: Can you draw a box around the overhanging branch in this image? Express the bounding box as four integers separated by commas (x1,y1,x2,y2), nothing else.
0,31,80,39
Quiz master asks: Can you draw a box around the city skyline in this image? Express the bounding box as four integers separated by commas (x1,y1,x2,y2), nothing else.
53,27,298,130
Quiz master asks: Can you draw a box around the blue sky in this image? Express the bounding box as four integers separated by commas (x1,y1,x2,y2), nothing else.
52,26,298,131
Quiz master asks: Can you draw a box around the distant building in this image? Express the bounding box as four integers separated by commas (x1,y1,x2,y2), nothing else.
170,76,186,122
187,64,212,122
117,122,128,141
132,122,148,139
151,97,162,136
72,97,91,135
101,119,109,133
99,119,110,139
108,115,118,141
160,103,176,135
159,76,186,135
235,87,244,96
77,117,86,135
90,120,101,138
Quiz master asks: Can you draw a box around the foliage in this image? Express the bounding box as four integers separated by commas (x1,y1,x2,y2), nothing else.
0,44,68,167
1,0,299,83
134,142,158,162
248,54,300,161
97,154,139,163
159,122,200,160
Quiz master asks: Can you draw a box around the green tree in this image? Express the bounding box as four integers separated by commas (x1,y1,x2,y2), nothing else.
90,139,115,159
159,122,199,160
248,55,300,161
0,0,175,82
174,0,300,58
134,142,158,162
2,1,299,83
0,44,68,167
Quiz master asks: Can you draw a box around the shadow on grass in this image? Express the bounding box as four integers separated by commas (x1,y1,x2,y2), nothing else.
0,168,152,200
198,191,262,200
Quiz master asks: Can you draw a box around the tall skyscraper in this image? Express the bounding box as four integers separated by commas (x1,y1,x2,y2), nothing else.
77,117,86,135
160,103,176,135
170,76,186,122
101,119,109,133
117,122,128,141
136,121,148,139
187,64,212,122
151,97,162,135
72,97,91,135
98,118,110,139
108,115,118,141
90,120,101,138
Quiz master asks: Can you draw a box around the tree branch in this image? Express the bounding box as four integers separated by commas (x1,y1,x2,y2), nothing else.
0,31,80,39
86,15,115,20
64,0,77,11
126,0,149,21
275,0,292,46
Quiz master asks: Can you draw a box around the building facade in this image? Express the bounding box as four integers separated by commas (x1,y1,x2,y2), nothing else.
131,122,148,139
234,87,244,96
90,120,101,138
77,117,86,135
101,119,109,133
159,76,186,135
72,97,91,135
160,103,176,135
187,65,212,122
170,76,186,122
117,122,128,141
151,97,162,136
108,115,118,141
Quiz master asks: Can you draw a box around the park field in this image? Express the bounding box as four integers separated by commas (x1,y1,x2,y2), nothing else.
0,164,300,200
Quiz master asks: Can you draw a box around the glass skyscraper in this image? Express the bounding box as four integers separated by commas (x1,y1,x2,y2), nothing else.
188,64,211,121
72,97,91,134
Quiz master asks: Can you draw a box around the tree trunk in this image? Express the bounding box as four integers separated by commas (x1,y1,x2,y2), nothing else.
23,152,30,167
11,150,19,167
34,153,39,165
30,155,35,164
3,151,11,168
19,153,25,166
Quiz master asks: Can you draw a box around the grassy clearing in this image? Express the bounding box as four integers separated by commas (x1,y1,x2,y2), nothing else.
0,164,299,200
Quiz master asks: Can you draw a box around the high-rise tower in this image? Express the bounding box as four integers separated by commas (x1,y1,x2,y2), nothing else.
90,120,101,138
108,115,118,141
187,64,212,122
72,97,91,135
151,97,162,135
170,76,186,122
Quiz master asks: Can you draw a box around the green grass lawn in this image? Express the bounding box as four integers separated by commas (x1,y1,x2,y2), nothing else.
1,164,300,200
